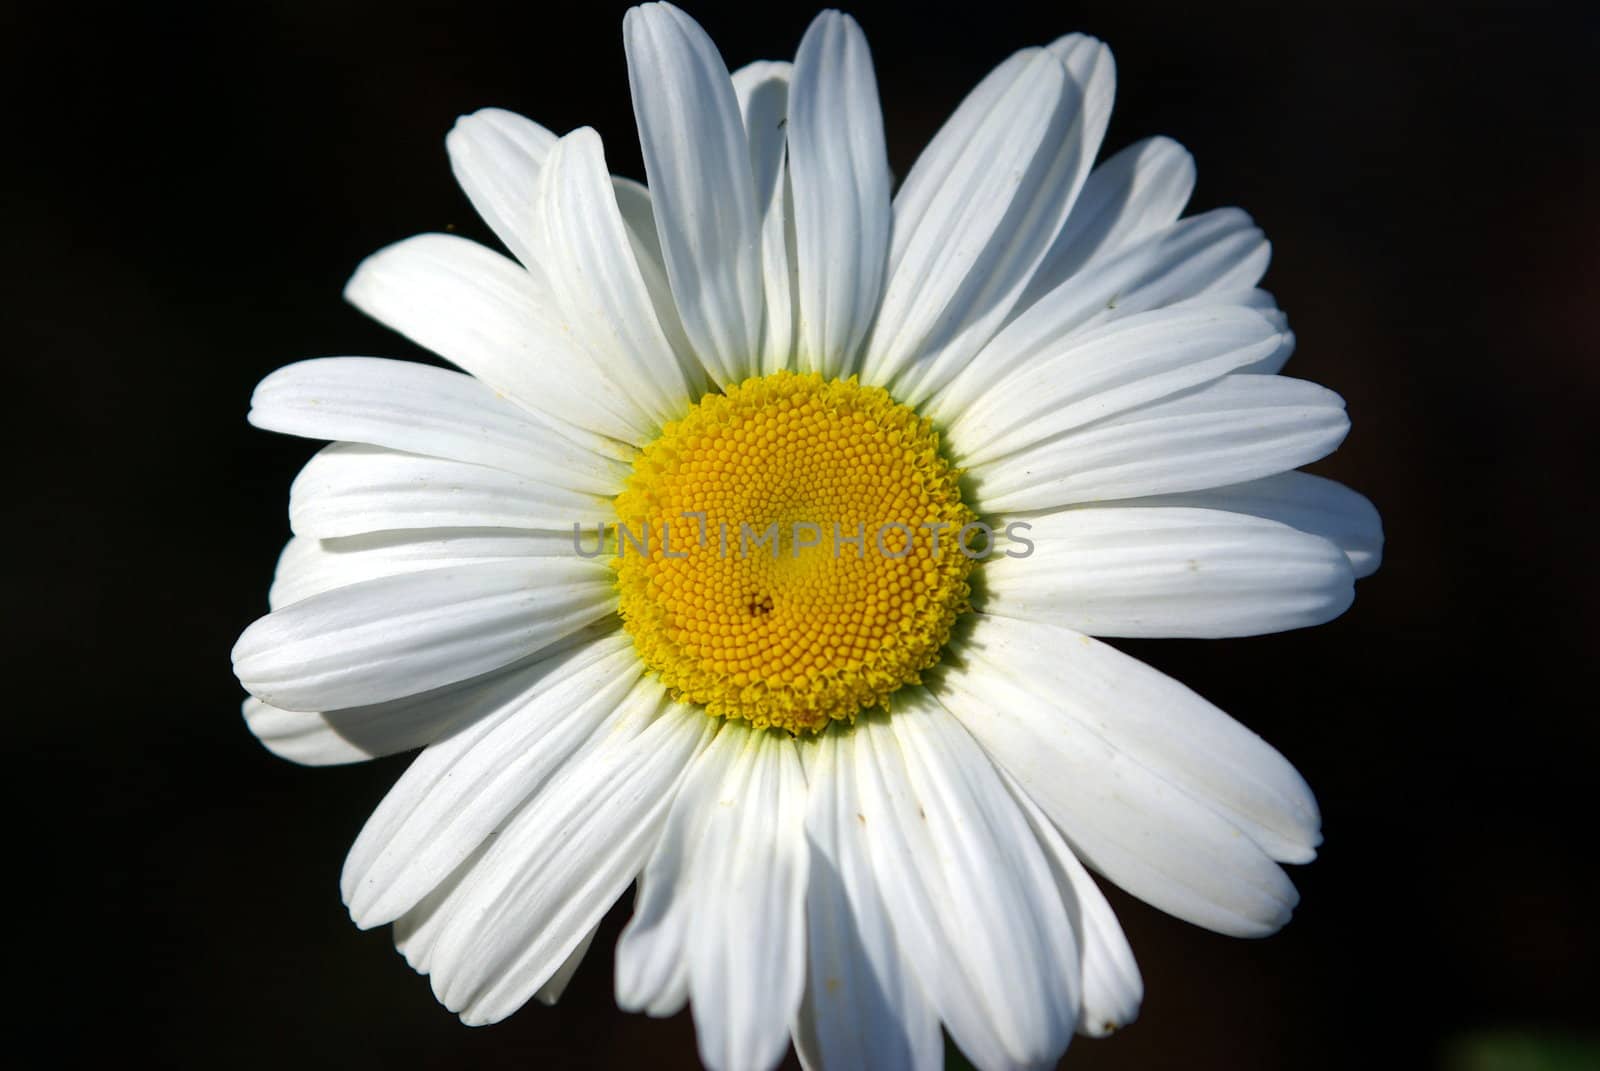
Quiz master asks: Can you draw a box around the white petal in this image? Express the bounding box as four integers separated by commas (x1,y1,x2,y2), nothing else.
341,633,644,927
1045,34,1116,159
1250,333,1296,376
936,613,1307,931
231,558,615,712
240,688,449,767
985,506,1356,638
788,11,891,378
536,923,599,1006
268,529,578,610
429,698,714,1025
445,108,557,274
249,356,626,492
613,815,698,1018
690,731,810,1071
611,177,701,376
1080,207,1271,319
853,699,1079,1070
731,61,797,372
1178,286,1295,373
613,720,723,1018
944,305,1285,465
993,33,1118,320
398,691,670,979
288,443,607,538
1110,470,1384,578
243,696,376,766
793,730,941,1071
238,624,615,766
393,842,487,975
1017,135,1196,309
864,44,1110,405
971,373,1350,513
933,208,1272,422
618,726,808,1071
625,2,764,384
531,129,702,427
1002,774,1142,1038
344,232,654,443
1215,285,1286,319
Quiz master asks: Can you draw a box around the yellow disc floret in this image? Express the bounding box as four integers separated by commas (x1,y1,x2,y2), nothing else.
612,371,976,734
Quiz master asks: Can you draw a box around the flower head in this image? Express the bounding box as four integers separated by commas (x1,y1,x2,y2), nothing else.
233,5,1381,1069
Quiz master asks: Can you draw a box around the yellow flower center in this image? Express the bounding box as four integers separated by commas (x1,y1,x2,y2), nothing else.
612,371,975,734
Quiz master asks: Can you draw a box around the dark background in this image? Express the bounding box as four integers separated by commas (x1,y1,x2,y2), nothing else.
7,1,1596,1067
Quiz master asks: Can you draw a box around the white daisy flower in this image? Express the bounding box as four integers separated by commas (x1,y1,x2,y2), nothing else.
232,5,1382,1069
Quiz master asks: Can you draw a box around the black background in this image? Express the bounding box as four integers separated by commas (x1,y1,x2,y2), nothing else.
7,1,1596,1068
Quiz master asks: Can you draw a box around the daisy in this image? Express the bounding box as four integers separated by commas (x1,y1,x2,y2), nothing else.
232,5,1382,1069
